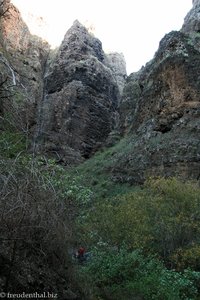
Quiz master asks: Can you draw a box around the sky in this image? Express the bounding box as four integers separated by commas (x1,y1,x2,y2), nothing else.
11,0,192,74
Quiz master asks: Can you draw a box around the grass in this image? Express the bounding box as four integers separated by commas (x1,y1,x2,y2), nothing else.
68,135,138,200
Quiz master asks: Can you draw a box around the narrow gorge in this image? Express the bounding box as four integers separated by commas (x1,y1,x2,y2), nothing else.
0,0,200,299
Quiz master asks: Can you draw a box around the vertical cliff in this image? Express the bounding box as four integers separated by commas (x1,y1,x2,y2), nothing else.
0,0,50,133
0,0,199,180
116,3,200,183
35,20,126,163
182,0,200,34
1,0,200,297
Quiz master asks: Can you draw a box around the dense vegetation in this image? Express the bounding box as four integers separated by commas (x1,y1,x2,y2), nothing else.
0,71,200,298
2,68,197,300
76,175,200,299
1,123,200,299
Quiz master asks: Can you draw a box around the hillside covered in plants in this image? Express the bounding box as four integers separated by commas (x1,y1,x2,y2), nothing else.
0,0,200,299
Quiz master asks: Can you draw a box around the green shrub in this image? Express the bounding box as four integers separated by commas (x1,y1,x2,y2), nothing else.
80,248,200,300
144,177,200,258
0,130,27,158
80,178,200,265
171,245,200,271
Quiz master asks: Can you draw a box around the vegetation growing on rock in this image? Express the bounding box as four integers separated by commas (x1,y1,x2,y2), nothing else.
0,0,200,299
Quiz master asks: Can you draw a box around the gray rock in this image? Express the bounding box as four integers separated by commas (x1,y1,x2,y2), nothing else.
182,0,200,35
104,52,127,94
0,0,50,133
117,30,200,184
36,20,121,161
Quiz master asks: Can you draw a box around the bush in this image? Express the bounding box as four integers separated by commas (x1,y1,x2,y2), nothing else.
0,156,85,296
171,245,200,271
144,177,200,259
80,178,200,266
0,130,27,158
80,248,200,300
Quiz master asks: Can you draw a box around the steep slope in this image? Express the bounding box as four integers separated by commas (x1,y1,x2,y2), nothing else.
182,0,200,35
1,0,200,298
0,0,50,133
0,2,126,161
35,20,125,163
0,0,199,183
116,6,200,183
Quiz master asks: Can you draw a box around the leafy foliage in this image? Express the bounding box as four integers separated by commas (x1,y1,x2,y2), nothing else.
1,109,200,299
69,136,137,200
0,130,27,158
19,155,94,205
171,245,200,271
80,177,200,267
81,248,200,300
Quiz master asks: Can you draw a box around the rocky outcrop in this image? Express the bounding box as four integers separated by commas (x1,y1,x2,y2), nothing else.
182,0,200,34
116,29,200,184
0,3,126,162
0,0,30,50
1,0,199,182
113,0,200,184
181,0,200,51
104,52,127,95
0,0,200,295
35,21,122,162
0,0,50,132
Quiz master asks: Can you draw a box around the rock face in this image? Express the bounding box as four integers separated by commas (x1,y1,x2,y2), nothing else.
0,2,126,162
182,0,200,34
117,29,200,183
0,0,200,295
36,20,123,162
104,52,127,95
0,0,199,180
0,0,50,133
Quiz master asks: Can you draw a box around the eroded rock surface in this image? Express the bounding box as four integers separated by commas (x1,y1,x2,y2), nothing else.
182,0,200,34
1,0,199,179
0,0,50,132
36,21,121,162
104,52,127,95
117,30,200,183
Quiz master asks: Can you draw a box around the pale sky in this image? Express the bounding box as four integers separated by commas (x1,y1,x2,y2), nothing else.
11,0,192,74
